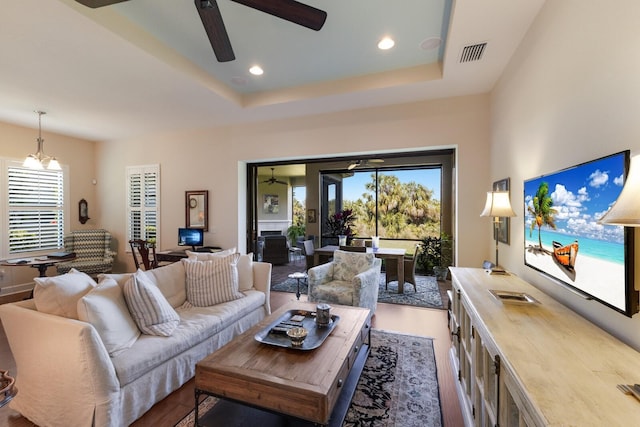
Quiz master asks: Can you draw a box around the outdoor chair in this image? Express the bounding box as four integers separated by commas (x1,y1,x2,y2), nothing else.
56,229,116,277
308,250,382,313
385,243,420,292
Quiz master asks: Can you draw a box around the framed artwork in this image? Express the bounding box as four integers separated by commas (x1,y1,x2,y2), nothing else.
307,208,317,223
263,194,279,214
185,190,208,231
492,178,510,244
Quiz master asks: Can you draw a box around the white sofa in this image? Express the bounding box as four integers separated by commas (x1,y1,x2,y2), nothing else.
0,254,271,427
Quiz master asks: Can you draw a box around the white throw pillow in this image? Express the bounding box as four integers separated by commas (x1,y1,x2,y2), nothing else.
140,261,187,308
237,253,254,291
186,247,236,261
123,270,180,337
182,254,243,306
33,268,97,319
77,277,140,356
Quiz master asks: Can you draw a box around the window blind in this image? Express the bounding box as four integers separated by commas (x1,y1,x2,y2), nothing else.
127,165,160,245
7,166,64,253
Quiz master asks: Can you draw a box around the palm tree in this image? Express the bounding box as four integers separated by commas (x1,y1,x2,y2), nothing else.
528,182,557,250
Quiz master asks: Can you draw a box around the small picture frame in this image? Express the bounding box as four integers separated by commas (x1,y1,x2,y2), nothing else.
307,209,317,224
492,178,510,244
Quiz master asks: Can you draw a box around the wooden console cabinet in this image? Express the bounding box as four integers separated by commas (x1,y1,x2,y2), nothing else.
448,267,640,426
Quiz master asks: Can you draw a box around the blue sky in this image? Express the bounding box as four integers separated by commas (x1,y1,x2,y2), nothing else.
524,153,626,243
343,169,441,202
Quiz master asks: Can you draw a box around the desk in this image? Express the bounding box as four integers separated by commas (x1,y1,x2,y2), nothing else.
1,255,76,278
313,246,407,293
155,247,223,264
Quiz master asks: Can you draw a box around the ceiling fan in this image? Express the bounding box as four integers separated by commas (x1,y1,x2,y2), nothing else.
262,168,288,185
74,0,327,63
347,159,385,170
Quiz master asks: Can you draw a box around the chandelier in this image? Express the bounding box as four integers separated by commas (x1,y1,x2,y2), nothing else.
23,111,61,170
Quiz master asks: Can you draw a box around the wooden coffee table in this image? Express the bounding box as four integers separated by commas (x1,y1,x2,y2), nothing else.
194,302,371,426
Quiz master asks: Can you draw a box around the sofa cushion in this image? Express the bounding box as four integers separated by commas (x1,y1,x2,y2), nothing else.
332,250,376,282
123,271,180,337
182,254,243,307
33,268,96,319
237,253,254,291
140,261,186,308
110,289,266,386
77,277,140,356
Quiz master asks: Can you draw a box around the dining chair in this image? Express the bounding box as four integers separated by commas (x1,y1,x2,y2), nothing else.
385,243,421,292
302,239,315,270
129,239,158,270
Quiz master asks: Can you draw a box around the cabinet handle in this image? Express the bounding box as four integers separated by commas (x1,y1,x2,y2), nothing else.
337,379,343,388
451,326,460,343
354,345,359,353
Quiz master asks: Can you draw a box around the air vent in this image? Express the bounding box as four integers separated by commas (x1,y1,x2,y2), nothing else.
459,42,487,63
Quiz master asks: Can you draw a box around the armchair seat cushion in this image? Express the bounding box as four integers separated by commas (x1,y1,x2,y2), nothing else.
57,260,114,275
311,280,355,305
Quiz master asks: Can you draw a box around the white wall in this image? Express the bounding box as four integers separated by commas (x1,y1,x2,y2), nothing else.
491,0,640,348
96,94,491,273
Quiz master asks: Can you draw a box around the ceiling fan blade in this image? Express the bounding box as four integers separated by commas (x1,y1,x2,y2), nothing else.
74,0,129,7
194,0,235,62
231,0,327,31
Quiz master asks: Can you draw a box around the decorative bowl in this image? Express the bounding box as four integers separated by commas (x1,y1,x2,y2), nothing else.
286,327,308,347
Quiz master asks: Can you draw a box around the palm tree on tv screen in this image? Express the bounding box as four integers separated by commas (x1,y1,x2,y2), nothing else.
528,181,557,250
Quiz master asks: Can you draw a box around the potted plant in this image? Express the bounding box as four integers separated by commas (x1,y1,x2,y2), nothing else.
325,209,356,243
286,224,306,247
417,233,453,280
433,233,453,281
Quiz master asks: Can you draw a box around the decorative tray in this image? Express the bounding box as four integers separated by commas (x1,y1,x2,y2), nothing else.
254,309,340,350
489,289,540,305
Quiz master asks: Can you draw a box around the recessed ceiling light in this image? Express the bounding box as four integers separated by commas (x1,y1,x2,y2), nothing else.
377,37,395,50
420,37,441,51
249,65,264,76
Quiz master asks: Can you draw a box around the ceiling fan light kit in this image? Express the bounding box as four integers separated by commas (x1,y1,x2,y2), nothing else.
75,0,327,63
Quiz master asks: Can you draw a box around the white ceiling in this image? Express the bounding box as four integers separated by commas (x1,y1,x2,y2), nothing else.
0,0,545,142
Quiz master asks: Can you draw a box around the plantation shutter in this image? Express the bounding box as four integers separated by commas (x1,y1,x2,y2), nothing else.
7,166,65,253
127,165,160,245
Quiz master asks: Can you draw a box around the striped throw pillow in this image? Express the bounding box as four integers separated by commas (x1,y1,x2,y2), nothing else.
182,254,243,307
123,270,180,337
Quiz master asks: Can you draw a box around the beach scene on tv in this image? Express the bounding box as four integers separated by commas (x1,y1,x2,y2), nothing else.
524,153,627,312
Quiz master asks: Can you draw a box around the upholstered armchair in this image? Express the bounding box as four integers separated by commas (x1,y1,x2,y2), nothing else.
308,250,382,313
56,229,116,277
260,235,289,265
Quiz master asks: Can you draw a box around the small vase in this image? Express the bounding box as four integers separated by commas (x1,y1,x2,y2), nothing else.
371,236,380,250
338,235,347,246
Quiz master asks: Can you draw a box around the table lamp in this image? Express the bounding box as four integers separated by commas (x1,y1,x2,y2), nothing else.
599,154,640,226
480,191,516,271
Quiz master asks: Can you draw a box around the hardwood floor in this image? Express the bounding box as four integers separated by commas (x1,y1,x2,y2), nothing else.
0,291,463,427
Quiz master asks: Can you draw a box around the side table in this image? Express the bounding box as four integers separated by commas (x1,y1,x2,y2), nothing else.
287,272,307,300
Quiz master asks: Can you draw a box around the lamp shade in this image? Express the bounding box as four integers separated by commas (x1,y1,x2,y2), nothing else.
480,191,516,217
599,154,640,226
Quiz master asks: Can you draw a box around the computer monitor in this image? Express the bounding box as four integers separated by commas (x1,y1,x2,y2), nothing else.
178,228,204,251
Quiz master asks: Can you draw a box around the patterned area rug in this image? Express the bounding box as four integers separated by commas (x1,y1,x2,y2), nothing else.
174,330,442,427
271,273,443,309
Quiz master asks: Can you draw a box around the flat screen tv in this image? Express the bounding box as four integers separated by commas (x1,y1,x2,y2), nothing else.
178,227,204,250
524,151,637,317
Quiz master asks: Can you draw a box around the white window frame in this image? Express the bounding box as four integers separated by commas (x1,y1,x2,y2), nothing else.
126,164,160,251
0,158,70,259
